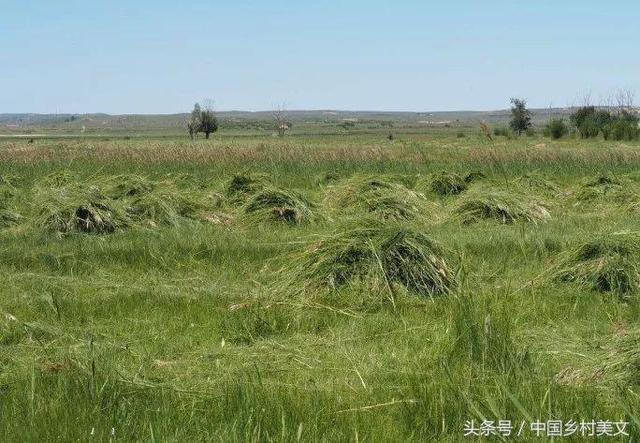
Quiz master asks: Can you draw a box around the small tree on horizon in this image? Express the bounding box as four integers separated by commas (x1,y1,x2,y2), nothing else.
187,102,219,139
509,98,532,136
273,105,292,137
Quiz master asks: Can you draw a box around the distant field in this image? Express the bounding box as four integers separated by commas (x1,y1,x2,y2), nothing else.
0,108,571,137
2,131,640,441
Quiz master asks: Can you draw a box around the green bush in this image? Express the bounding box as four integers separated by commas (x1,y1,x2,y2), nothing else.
603,114,640,141
544,118,568,140
578,117,600,138
493,127,510,137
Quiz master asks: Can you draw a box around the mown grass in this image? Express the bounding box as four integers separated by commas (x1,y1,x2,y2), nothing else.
1,133,640,441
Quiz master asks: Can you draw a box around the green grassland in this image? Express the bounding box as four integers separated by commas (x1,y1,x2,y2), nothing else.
1,129,640,441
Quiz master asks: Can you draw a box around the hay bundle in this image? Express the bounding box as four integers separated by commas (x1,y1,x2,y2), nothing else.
125,185,203,226
430,171,468,196
0,181,20,228
453,189,551,224
35,184,129,235
0,210,22,229
514,172,562,196
463,171,485,184
597,327,640,386
225,173,269,202
326,175,428,221
103,174,155,199
290,222,455,296
553,232,640,294
575,174,636,203
244,188,314,224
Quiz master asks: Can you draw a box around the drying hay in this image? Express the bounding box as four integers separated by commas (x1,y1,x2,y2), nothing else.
225,172,270,202
326,175,429,221
125,185,204,227
513,172,562,196
553,232,640,295
39,171,74,187
453,189,551,224
35,184,129,235
429,171,468,196
575,174,636,203
596,327,640,386
463,171,486,184
102,174,155,199
0,210,22,229
287,221,455,297
244,188,315,225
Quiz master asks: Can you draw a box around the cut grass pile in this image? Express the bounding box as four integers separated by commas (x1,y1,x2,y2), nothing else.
553,232,640,295
0,210,21,229
103,174,156,199
0,180,21,229
597,326,640,386
244,188,315,224
225,172,270,203
32,174,210,234
285,220,455,296
513,172,562,196
575,174,637,203
325,174,429,221
429,171,468,196
453,188,551,224
34,183,130,235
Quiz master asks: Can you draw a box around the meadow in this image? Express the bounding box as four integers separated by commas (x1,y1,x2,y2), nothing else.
1,129,640,441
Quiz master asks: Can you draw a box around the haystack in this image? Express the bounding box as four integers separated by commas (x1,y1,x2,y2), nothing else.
244,188,314,224
553,232,640,295
326,175,429,221
225,173,270,202
430,171,468,196
288,221,455,296
453,189,551,224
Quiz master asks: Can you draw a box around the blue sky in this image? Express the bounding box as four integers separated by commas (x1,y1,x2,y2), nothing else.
1,0,638,114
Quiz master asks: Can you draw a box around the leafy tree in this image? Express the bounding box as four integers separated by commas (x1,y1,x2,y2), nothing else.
199,108,218,139
187,102,219,139
509,98,532,136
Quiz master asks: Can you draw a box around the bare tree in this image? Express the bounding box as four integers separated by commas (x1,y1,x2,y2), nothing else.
614,88,635,114
273,104,291,137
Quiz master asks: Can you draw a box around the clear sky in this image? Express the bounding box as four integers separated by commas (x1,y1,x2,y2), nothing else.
2,0,638,114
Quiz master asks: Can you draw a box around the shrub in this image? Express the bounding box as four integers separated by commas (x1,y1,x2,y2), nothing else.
544,118,568,139
453,189,551,224
287,221,456,297
493,127,510,137
603,118,640,141
578,118,600,138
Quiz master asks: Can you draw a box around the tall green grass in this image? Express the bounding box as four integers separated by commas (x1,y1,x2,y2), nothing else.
2,134,640,441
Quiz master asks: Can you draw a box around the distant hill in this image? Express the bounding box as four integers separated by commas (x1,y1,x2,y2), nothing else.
0,108,576,136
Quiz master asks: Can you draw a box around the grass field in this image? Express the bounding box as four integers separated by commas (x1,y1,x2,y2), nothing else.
2,129,640,441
